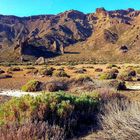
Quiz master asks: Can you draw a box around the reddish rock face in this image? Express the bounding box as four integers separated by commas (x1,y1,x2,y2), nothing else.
0,8,140,62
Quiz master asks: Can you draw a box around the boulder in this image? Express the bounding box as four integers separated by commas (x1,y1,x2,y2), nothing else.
35,57,46,65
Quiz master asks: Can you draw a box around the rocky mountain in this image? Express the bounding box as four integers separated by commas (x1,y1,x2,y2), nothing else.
1,8,140,63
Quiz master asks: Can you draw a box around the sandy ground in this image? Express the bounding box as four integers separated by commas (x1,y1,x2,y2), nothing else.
0,89,40,97
1,64,140,99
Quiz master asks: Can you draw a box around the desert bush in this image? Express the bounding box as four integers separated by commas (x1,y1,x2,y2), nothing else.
95,88,127,103
99,70,118,80
0,92,99,137
108,80,126,90
53,70,70,78
24,66,35,69
98,99,140,140
0,121,65,140
57,67,64,71
117,71,134,81
69,75,96,92
45,81,68,92
0,74,12,79
106,64,117,69
45,76,95,92
95,68,103,72
126,68,136,76
67,66,76,70
39,67,55,76
21,80,42,92
84,66,94,69
110,68,119,74
74,68,87,74
7,67,21,72
74,75,92,82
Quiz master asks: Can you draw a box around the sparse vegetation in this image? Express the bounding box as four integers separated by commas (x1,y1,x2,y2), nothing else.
99,70,118,80
108,80,126,90
117,69,136,81
53,70,70,78
1,63,140,139
7,67,21,72
39,67,55,76
24,66,35,69
74,68,87,74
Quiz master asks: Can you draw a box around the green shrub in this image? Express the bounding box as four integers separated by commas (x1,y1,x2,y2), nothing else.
0,92,99,136
39,67,55,76
117,68,136,81
136,68,140,74
117,72,133,81
53,70,70,78
21,80,42,92
99,70,118,80
75,75,92,82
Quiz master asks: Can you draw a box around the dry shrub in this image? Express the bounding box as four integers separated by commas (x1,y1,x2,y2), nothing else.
53,70,70,78
0,121,65,140
95,68,103,72
45,81,68,92
96,88,127,102
39,67,55,76
45,76,96,92
74,68,87,74
98,98,140,140
0,74,12,79
7,67,21,72
118,68,136,81
69,75,96,92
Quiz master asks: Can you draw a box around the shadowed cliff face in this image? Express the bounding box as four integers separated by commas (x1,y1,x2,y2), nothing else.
0,8,140,62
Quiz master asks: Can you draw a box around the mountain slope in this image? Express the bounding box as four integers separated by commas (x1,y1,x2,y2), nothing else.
0,8,140,63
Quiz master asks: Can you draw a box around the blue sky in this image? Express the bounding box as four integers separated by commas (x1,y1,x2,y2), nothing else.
0,0,140,17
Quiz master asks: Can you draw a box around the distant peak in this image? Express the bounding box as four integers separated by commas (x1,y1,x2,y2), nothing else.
58,9,85,20
96,7,106,13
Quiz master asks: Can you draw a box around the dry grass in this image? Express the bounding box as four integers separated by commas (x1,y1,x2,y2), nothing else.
98,98,140,140
0,121,65,140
